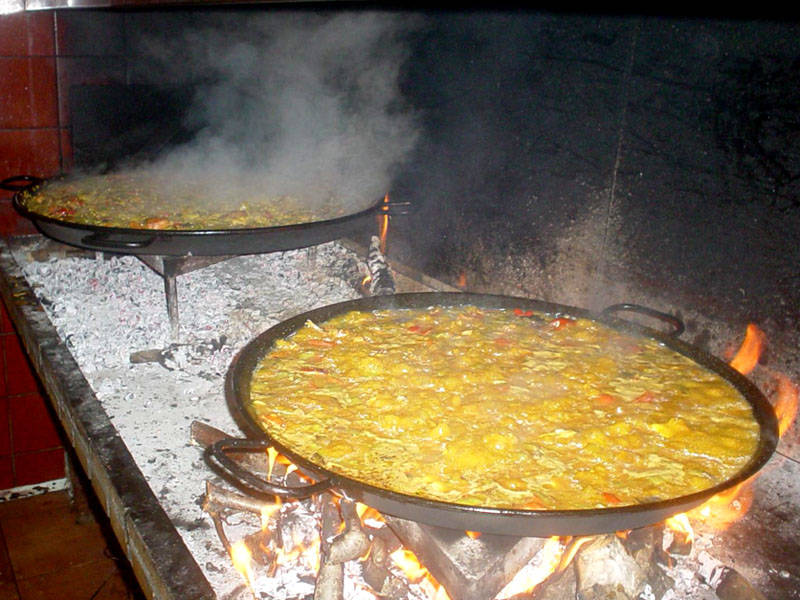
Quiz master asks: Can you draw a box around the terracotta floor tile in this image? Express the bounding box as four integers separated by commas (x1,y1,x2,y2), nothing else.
0,492,70,522
0,523,19,600
0,583,20,600
0,492,141,599
0,495,108,581
16,559,126,600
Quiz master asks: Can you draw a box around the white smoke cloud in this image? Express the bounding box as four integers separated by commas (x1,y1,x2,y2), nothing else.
128,11,422,211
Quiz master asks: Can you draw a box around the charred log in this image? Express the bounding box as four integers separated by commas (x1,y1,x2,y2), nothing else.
327,500,371,564
364,234,395,295
314,497,344,600
698,552,768,600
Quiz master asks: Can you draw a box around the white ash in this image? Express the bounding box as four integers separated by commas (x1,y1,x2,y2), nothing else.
17,242,361,378
11,239,367,599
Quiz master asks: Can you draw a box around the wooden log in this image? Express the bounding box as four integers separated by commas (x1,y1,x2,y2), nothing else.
314,497,344,600
365,235,395,296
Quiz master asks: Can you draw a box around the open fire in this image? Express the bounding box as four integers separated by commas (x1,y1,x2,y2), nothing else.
197,319,798,600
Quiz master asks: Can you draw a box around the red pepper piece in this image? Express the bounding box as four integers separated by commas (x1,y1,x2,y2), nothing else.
634,391,657,403
50,206,76,217
514,308,534,317
602,492,622,505
549,316,576,329
306,339,335,348
594,393,617,406
408,324,432,334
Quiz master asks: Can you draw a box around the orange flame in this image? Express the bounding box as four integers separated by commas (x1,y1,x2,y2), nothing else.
465,530,481,539
559,536,592,571
272,530,321,574
355,502,385,527
389,548,451,599
664,512,694,544
690,481,753,531
662,324,769,536
267,446,278,479
729,323,766,375
772,370,799,437
231,540,254,588
496,536,564,598
260,499,282,531
390,548,428,582
379,193,390,254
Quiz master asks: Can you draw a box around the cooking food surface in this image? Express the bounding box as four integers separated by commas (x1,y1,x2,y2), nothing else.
248,306,761,511
19,174,346,230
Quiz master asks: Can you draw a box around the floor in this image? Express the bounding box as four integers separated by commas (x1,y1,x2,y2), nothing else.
0,489,144,600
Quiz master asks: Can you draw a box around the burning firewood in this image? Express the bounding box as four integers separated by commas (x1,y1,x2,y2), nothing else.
315,497,377,600
315,497,345,600
327,500,371,563
362,234,395,295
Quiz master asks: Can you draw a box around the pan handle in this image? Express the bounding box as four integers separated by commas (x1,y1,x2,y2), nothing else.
601,303,685,337
80,232,155,250
381,200,413,216
206,437,333,501
0,175,43,192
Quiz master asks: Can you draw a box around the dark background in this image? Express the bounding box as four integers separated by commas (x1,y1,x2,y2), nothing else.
70,10,800,340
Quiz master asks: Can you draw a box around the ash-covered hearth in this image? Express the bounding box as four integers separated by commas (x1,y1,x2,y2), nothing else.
6,230,799,600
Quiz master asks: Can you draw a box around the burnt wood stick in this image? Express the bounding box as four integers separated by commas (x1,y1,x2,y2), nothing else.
314,496,344,600
366,235,395,296
204,479,277,516
362,536,391,592
714,568,768,600
191,420,230,448
700,564,768,600
327,499,371,564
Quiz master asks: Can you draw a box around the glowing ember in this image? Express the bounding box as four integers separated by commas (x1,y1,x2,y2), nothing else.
496,537,564,598
231,540,254,588
729,323,766,375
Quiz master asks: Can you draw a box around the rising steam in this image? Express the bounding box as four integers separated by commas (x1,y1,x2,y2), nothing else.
126,11,421,212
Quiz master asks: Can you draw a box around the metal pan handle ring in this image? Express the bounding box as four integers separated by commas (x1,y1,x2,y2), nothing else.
601,303,685,337
80,232,155,250
206,438,333,501
1,175,43,192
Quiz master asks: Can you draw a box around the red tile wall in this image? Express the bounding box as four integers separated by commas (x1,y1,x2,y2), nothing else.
1,9,128,490
1,11,66,490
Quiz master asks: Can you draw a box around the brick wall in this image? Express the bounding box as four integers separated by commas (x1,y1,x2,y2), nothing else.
0,9,126,489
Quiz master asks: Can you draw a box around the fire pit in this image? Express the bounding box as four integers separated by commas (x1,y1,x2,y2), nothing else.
197,287,795,600
1,231,798,600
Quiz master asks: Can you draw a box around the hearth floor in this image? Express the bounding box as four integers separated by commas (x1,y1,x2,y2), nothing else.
0,490,143,600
